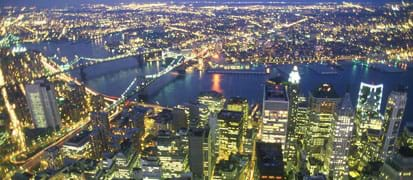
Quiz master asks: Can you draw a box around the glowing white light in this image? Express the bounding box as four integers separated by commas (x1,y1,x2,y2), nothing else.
288,65,300,84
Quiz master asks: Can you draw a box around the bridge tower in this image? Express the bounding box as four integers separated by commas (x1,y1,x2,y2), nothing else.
79,65,87,82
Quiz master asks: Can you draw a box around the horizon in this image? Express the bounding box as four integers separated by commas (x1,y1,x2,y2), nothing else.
0,0,402,8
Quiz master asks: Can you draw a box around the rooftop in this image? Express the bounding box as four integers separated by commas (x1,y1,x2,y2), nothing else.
255,142,284,177
311,83,339,99
265,79,288,101
199,91,224,99
64,130,91,147
218,110,243,122
227,97,247,105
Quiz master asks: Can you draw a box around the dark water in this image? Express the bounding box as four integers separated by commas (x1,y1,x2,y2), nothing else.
25,40,413,125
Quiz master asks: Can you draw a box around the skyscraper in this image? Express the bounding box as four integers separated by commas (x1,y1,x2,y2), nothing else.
198,91,226,164
198,91,226,114
350,83,385,178
286,65,301,173
90,112,110,159
357,82,384,112
254,142,285,180
380,124,413,179
261,77,289,149
189,128,210,179
226,97,249,154
25,79,61,130
330,93,354,179
307,84,341,175
217,110,243,161
382,88,408,159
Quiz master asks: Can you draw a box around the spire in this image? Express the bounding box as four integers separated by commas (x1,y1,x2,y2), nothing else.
288,65,300,84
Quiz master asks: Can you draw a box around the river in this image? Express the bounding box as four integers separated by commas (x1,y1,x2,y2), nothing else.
25,40,413,125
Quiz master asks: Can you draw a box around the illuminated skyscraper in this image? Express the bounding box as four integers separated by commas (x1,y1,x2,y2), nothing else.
226,97,249,154
382,88,407,159
217,110,242,161
330,93,354,179
261,77,289,149
295,97,310,172
198,91,226,114
350,82,385,178
357,82,383,112
90,112,110,158
25,79,61,130
380,124,413,179
189,128,210,179
198,91,226,173
307,84,341,175
286,65,301,173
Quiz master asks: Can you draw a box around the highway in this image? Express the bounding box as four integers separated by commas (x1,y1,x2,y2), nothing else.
14,52,173,172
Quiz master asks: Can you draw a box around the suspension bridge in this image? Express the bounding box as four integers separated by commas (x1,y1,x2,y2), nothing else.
105,55,187,111
58,48,165,72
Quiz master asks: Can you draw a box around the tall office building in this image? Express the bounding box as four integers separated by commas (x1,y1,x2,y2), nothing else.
198,91,226,114
286,65,301,173
350,83,385,178
295,97,310,172
198,104,211,128
217,110,243,161
25,79,61,130
380,124,413,179
254,142,285,180
198,91,226,163
356,82,384,112
189,128,210,179
330,93,354,179
382,88,407,159
226,97,249,154
90,112,110,159
261,77,289,150
307,84,341,175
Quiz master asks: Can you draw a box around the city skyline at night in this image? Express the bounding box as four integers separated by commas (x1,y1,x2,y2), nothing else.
0,0,412,179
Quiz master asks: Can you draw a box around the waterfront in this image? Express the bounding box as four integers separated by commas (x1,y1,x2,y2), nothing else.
25,40,413,124
2,1,413,178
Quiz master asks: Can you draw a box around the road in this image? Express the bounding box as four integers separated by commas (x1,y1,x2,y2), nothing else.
20,110,121,170
15,53,169,172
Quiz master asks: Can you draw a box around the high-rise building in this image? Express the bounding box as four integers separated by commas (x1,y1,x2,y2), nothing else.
350,83,385,178
189,128,210,179
25,79,61,130
254,142,285,180
356,82,384,112
198,104,211,128
382,88,408,159
261,77,289,150
351,113,384,178
217,110,243,161
198,91,226,166
380,124,413,180
90,112,110,159
286,65,301,173
226,97,249,154
198,91,226,114
156,130,187,178
213,154,249,180
330,93,354,179
307,84,341,175
380,147,413,180
295,97,310,172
